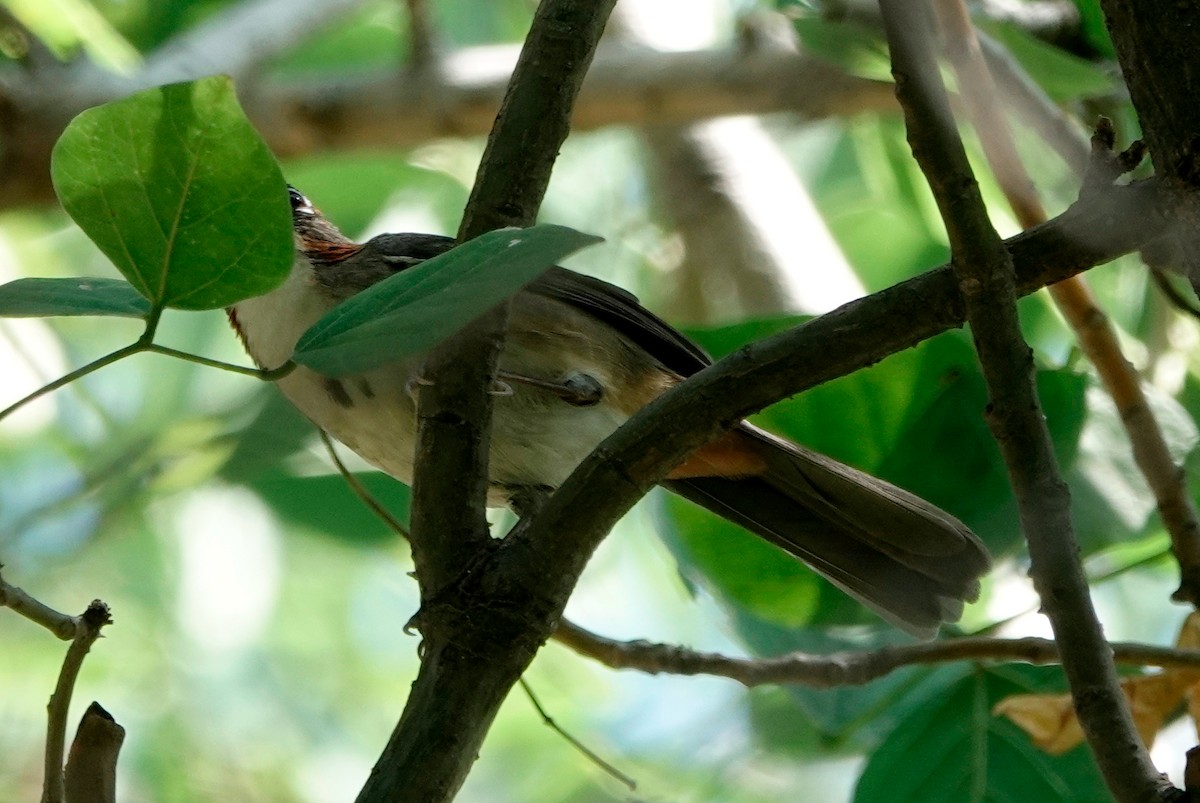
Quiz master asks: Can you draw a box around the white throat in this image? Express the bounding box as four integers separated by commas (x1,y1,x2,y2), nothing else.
231,255,331,370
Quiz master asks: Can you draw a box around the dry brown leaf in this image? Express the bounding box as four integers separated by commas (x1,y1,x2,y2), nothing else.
993,613,1200,753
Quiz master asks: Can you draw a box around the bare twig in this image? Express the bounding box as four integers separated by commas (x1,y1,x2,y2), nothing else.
0,567,78,640
63,702,124,803
555,619,1200,687
934,0,1200,608
41,601,112,803
317,430,410,540
518,678,637,792
880,2,1171,800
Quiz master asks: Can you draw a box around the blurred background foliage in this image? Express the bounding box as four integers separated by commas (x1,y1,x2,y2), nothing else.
0,0,1195,800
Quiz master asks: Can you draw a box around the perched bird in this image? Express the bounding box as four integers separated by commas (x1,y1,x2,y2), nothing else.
228,186,991,638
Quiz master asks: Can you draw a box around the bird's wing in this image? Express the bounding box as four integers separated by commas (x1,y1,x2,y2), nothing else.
528,267,712,375
362,232,712,375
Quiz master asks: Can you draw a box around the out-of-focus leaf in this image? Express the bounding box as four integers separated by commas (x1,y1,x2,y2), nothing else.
293,225,602,376
982,21,1117,103
51,76,292,310
251,470,410,545
0,277,151,318
792,17,892,82
1069,384,1199,552
219,391,315,484
855,665,1111,802
3,0,140,70
1071,0,1118,58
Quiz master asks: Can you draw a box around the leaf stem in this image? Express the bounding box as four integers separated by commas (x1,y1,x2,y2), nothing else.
0,342,145,423
142,343,295,380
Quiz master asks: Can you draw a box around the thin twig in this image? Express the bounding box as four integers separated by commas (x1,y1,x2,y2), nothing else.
41,601,112,803
880,2,1170,800
1,339,295,424
317,429,410,539
554,619,1200,688
518,678,637,792
0,569,79,641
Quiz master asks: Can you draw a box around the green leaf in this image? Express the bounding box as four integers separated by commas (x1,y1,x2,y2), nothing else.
0,277,151,318
293,224,603,377
855,665,1111,802
981,21,1117,103
791,17,893,82
251,470,410,545
50,76,293,311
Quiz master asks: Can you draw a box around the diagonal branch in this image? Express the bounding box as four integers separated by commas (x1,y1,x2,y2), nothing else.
880,2,1170,800
506,175,1167,602
932,0,1200,605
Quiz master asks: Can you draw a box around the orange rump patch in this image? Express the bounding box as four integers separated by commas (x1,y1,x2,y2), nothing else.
668,431,768,479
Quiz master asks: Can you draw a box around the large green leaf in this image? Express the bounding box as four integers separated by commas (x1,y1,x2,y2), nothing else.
0,277,150,318
293,224,603,377
50,76,292,311
855,665,1111,802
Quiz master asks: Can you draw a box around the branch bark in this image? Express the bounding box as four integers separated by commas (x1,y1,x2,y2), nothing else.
880,2,1170,800
355,1,617,800
555,619,1200,687
1098,1,1200,297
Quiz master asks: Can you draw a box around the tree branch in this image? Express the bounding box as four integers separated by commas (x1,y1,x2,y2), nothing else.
555,619,1200,687
63,702,124,803
932,0,1200,606
1098,1,1200,298
0,38,892,210
41,601,112,803
356,2,617,800
880,2,1170,800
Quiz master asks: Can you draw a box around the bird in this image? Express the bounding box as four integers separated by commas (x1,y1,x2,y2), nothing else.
228,186,991,638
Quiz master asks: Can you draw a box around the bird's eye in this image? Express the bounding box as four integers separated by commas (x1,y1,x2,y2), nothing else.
288,186,313,214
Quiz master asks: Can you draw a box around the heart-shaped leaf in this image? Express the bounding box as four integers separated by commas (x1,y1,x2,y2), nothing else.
0,277,151,318
293,224,603,377
50,76,292,311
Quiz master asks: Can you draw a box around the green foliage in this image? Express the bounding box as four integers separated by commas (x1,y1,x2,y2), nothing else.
293,225,603,376
1,3,1194,802
50,76,292,311
855,666,1110,802
0,277,150,318
981,21,1118,103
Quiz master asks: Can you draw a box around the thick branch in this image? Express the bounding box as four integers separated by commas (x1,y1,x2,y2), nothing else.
356,1,617,801
0,40,891,210
505,176,1167,602
881,2,1169,801
1099,2,1200,295
63,702,124,803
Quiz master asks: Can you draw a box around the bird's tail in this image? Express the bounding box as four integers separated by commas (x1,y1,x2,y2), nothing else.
664,425,991,639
